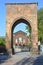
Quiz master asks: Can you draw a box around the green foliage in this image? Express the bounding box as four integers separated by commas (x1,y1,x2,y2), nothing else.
0,38,6,45
38,8,43,44
26,25,31,36
26,25,31,33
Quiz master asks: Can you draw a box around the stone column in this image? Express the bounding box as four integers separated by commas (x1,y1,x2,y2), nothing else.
30,22,38,55
6,23,12,55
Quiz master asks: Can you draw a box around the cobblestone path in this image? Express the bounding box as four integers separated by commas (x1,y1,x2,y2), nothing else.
0,52,43,65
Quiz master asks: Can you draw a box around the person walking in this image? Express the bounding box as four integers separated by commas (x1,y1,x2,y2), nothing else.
38,40,40,54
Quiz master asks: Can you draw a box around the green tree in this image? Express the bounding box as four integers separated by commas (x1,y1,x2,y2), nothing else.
26,25,31,36
26,25,31,33
38,8,43,44
0,38,6,45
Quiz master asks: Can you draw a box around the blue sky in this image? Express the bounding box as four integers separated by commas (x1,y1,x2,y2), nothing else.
0,0,43,37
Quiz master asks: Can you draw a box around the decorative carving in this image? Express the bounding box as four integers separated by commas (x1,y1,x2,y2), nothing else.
7,4,36,15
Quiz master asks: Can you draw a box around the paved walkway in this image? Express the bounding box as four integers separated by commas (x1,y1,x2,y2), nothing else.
0,52,43,65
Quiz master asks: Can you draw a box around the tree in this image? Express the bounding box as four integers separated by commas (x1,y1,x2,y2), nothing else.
38,8,43,44
0,38,6,45
26,25,31,36
26,25,31,33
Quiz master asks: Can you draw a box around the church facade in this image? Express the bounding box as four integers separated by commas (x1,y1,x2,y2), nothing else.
13,30,30,47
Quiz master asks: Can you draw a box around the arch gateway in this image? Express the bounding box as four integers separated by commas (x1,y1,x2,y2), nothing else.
6,3,38,55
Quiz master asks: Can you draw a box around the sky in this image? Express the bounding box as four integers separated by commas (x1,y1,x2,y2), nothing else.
0,0,43,37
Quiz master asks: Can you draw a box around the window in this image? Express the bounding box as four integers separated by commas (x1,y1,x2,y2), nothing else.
19,37,22,42
16,39,18,43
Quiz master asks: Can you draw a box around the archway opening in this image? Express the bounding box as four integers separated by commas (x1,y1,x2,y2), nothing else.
11,18,31,54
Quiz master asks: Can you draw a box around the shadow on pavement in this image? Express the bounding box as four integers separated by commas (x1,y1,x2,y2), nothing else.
14,57,30,65
14,55,43,65
0,54,11,64
33,55,43,65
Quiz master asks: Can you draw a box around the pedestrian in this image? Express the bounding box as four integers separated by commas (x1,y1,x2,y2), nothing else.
38,39,40,54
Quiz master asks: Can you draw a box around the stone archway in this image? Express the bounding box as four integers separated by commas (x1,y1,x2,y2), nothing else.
6,3,38,55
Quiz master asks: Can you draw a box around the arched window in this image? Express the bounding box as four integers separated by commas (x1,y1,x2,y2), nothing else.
19,37,22,42
16,39,18,43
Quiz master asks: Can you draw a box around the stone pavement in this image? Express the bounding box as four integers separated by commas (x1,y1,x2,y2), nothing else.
0,52,43,65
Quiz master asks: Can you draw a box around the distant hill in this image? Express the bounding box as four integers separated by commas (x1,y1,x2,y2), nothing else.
0,36,5,39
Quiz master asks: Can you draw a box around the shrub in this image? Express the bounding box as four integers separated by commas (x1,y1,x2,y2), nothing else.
0,38,6,45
